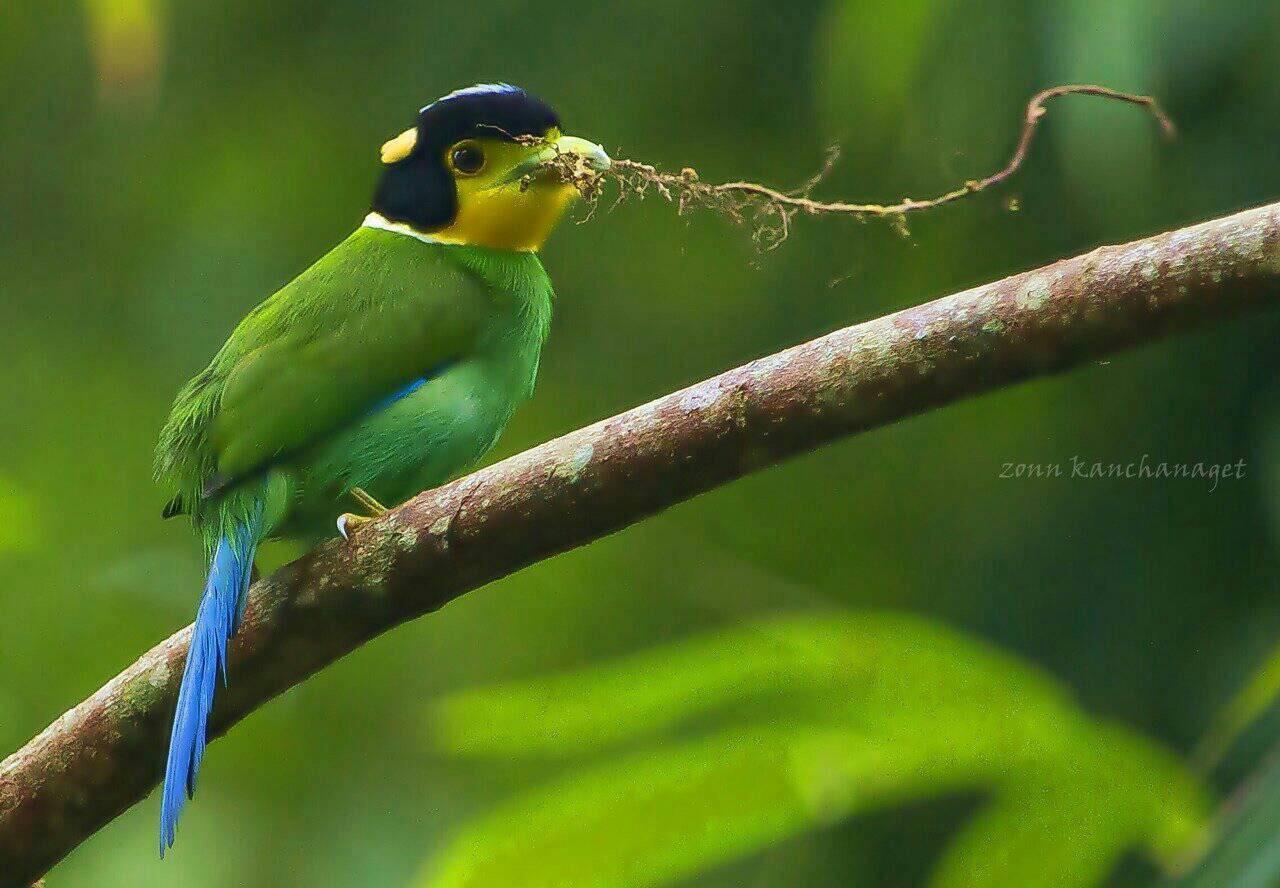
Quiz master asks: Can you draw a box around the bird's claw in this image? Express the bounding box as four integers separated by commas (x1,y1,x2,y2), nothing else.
336,512,372,540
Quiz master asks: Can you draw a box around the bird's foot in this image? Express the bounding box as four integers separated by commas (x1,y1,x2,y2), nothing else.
337,488,391,540
350,487,389,516
337,512,371,540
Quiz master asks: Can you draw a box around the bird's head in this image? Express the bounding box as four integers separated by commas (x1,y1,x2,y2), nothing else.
370,83,609,252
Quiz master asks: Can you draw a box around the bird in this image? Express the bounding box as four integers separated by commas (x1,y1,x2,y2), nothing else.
153,83,609,854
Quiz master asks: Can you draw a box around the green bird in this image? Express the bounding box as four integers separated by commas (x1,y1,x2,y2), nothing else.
153,83,609,853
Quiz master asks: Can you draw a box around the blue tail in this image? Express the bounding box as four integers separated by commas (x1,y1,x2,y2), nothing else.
160,504,263,855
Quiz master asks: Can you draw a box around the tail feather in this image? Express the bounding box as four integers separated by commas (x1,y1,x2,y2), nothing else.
160,503,263,855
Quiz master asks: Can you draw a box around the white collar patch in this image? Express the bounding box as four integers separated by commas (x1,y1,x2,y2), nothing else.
360,212,451,246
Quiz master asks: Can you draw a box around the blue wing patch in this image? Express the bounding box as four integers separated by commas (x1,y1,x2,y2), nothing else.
201,362,457,501
365,360,455,416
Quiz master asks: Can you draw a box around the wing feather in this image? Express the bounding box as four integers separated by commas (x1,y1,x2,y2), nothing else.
155,229,491,508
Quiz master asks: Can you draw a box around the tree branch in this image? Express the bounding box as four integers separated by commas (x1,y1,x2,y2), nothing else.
4,202,1280,884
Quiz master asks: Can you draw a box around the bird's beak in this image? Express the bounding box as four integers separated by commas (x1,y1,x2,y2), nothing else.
501,133,611,186
550,135,612,172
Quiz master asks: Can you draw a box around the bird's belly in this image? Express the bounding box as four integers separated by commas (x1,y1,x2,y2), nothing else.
276,362,523,540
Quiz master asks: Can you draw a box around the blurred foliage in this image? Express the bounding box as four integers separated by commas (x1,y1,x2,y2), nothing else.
420,615,1206,888
1171,748,1280,888
4,0,1280,885
1194,637,1280,772
81,0,164,108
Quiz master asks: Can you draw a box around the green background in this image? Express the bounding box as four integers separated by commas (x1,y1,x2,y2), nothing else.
4,1,1280,885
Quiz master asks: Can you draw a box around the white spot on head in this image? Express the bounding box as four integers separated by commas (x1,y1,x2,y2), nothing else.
421,83,522,114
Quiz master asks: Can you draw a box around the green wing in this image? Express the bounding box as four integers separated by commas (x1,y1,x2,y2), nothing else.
157,229,491,506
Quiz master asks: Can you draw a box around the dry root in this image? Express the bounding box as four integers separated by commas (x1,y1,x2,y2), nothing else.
529,84,1176,251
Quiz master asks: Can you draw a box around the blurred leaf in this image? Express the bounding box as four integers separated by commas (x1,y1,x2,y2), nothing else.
1169,748,1280,888
429,613,1077,758
82,0,164,109
422,614,1206,888
426,618,1194,771
1194,637,1280,770
936,724,1205,888
932,783,1132,888
419,728,944,888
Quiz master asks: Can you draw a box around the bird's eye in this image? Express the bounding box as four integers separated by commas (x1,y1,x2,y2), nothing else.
449,142,485,175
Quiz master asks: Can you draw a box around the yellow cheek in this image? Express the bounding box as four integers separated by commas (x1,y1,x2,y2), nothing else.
439,181,578,252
